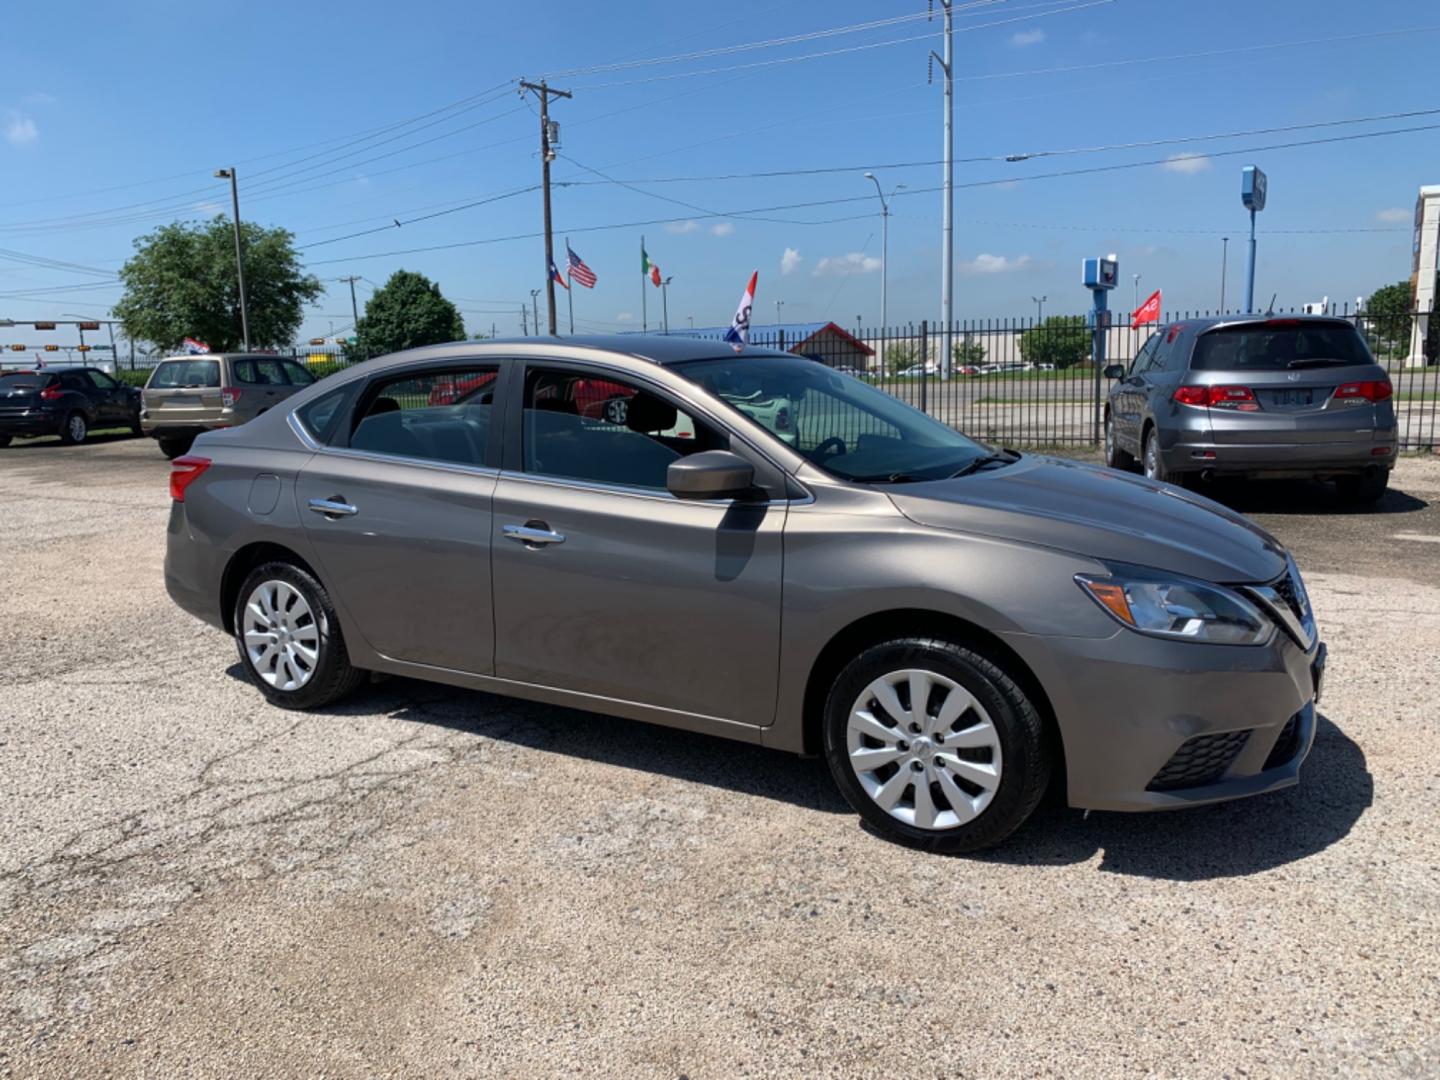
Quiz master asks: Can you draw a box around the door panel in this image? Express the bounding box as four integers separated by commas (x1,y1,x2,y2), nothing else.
491,474,784,725
296,453,496,673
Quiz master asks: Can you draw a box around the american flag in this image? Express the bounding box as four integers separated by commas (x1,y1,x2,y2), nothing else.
566,242,597,288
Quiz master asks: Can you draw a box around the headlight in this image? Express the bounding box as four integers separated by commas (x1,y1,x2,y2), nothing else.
1075,571,1273,645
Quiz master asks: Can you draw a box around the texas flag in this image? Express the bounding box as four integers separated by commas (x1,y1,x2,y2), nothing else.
723,270,758,352
1133,289,1162,327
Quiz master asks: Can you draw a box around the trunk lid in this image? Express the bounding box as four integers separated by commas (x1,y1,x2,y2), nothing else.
144,358,225,423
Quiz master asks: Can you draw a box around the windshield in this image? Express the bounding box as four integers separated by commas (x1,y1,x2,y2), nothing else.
676,354,989,482
1191,321,1372,371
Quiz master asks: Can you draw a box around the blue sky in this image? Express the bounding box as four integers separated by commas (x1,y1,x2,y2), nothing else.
1,0,1436,346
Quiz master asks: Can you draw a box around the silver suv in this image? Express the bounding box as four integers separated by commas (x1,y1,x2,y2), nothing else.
141,353,319,458
1103,316,1396,501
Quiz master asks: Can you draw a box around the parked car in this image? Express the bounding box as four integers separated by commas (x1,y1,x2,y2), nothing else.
1103,315,1396,501
978,361,1027,375
164,335,1324,853
140,353,318,458
0,367,140,447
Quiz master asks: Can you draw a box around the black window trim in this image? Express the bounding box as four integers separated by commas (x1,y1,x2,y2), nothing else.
506,357,800,502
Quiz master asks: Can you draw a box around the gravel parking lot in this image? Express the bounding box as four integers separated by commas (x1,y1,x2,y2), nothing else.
3,435,1438,1078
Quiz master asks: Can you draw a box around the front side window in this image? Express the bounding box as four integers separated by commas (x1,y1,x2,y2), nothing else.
522,368,725,490
677,355,987,483
1129,336,1158,375
84,370,119,390
150,360,220,389
348,366,498,466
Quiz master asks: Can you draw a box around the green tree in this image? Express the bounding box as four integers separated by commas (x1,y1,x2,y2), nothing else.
1365,280,1414,352
354,270,466,357
1018,314,1090,369
952,334,986,367
884,341,918,373
114,217,321,352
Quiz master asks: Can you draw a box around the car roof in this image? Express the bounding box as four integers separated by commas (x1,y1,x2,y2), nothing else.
356,334,794,371
1165,314,1360,333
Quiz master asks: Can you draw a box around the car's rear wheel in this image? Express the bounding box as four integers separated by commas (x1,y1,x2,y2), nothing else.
158,434,193,459
233,562,365,710
1142,426,1174,484
0,435,11,449
823,638,1052,853
1335,469,1389,505
60,412,88,445
1104,415,1135,471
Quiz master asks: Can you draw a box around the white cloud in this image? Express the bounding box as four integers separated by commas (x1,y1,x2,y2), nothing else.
1010,29,1045,46
710,222,735,237
665,219,700,235
812,252,881,277
5,110,38,146
961,253,1032,275
1376,207,1411,224
615,312,635,323
1161,153,1212,174
780,247,802,275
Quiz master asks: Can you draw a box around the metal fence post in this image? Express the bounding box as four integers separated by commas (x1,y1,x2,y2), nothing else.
919,320,928,416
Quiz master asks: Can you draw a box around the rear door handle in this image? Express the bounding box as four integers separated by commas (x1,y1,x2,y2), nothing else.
308,497,358,518
503,523,565,546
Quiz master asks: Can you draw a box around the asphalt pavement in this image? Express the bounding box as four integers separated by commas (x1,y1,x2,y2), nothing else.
2,435,1437,1077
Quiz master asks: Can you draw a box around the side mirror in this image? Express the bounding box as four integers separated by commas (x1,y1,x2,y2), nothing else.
667,450,756,500
1103,364,1126,380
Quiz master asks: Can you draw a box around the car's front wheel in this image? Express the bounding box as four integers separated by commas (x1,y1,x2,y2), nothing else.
233,561,366,710
823,638,1052,853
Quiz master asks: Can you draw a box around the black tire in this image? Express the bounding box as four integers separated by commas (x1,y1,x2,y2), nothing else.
157,434,193,459
232,561,366,710
129,415,144,437
822,637,1053,854
1142,425,1173,484
1335,469,1389,505
1104,414,1135,471
59,411,88,446
0,434,11,448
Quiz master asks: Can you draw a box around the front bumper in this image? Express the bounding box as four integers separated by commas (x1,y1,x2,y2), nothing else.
1003,625,1325,812
1163,438,1396,479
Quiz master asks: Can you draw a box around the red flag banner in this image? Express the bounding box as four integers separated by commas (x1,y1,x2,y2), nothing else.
1132,289,1162,327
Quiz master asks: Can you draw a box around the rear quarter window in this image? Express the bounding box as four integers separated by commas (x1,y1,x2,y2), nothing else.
1190,323,1372,371
149,359,221,388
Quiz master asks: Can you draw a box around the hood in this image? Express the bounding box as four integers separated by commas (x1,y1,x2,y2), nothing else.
888,455,1287,584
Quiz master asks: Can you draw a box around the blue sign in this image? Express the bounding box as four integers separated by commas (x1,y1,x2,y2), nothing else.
1242,165,1267,212
1082,256,1119,290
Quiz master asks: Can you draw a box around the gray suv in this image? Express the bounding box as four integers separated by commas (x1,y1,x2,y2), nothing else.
162,336,1325,853
1103,315,1396,501
141,353,318,458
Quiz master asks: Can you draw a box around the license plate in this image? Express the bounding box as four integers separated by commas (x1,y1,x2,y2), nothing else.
1274,389,1313,406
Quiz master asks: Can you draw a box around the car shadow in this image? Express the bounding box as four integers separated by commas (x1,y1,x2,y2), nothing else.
1196,476,1427,516
2,430,141,450
222,665,850,815
979,713,1371,880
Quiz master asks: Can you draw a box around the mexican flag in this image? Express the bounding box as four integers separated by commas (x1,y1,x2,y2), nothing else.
641,244,661,287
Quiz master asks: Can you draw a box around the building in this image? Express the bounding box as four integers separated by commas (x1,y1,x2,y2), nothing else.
668,321,876,371
1409,184,1440,366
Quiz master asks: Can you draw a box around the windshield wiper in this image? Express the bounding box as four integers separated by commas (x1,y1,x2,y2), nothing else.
949,448,1021,478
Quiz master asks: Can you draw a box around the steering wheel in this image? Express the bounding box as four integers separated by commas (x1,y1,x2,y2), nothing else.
813,436,846,460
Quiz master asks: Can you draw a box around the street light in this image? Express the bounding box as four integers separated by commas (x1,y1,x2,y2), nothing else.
213,168,251,351
1030,295,1047,322
863,172,904,329
1132,273,1142,315
1220,237,1230,311
529,289,541,338
660,276,672,334
775,299,785,325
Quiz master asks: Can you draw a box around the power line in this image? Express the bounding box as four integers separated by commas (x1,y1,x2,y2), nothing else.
297,185,539,249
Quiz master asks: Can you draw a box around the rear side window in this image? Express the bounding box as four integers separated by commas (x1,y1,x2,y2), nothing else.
1190,323,1372,371
150,360,221,388
281,360,316,386
295,387,350,444
232,358,287,385
348,367,499,466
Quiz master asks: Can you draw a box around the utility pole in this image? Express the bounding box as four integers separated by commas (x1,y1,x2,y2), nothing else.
521,305,529,336
519,80,571,336
660,276,672,334
1219,237,1229,311
214,167,250,350
339,275,361,333
931,0,955,378
530,289,540,338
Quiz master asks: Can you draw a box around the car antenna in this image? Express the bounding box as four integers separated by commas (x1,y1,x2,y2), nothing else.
1265,294,1277,315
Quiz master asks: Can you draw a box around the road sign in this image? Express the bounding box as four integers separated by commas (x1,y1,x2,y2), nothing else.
1242,165,1267,212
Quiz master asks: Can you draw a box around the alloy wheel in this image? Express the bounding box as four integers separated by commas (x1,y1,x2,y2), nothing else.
846,668,1003,830
1144,434,1159,479
68,414,87,443
241,579,320,691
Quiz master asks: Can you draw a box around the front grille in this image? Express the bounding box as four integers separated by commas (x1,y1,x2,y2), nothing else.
1146,730,1251,792
1271,571,1304,623
1262,713,1302,770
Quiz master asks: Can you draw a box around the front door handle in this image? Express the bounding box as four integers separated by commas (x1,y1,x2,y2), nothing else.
308,496,358,518
503,523,565,547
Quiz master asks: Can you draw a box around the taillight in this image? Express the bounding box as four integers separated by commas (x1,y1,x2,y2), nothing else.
169,455,211,501
39,384,63,401
1334,379,1392,402
1173,385,1258,410
221,387,241,407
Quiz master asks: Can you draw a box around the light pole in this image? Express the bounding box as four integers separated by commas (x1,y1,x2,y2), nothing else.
213,168,250,350
687,315,694,330
530,289,540,338
1031,295,1046,322
775,299,784,325
660,276,672,334
1132,273,1141,315
1219,237,1229,312
863,173,905,328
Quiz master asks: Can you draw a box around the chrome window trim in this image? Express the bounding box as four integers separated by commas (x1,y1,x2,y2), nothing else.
287,409,323,451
